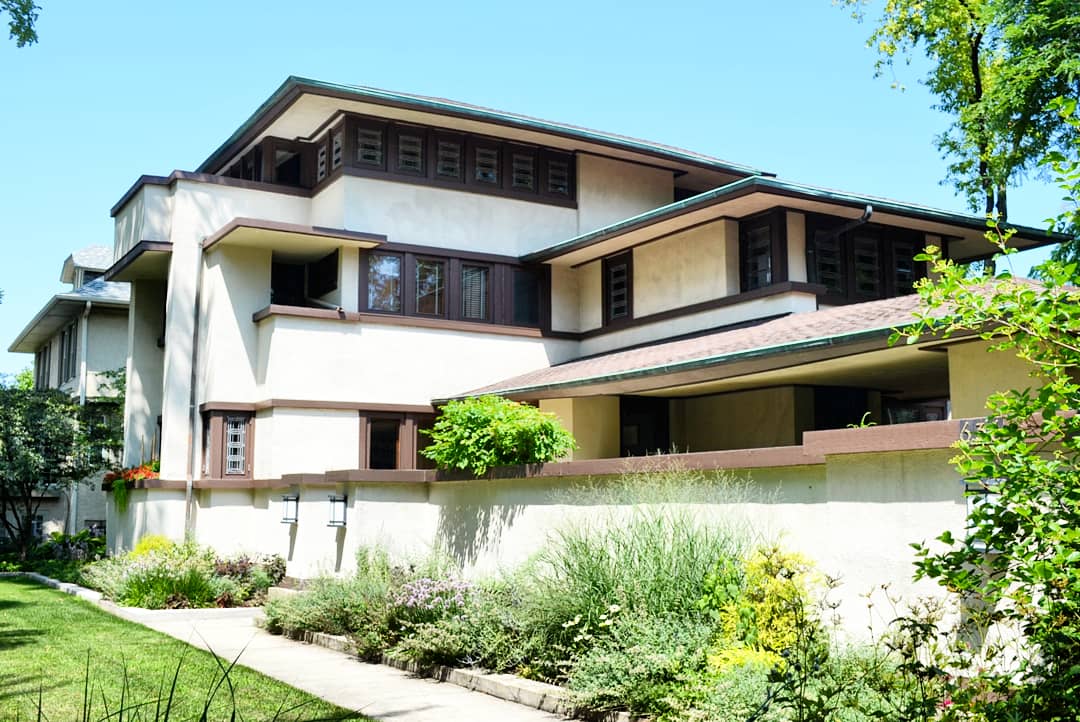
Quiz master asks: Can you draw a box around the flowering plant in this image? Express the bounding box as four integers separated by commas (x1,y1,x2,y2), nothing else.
391,576,472,626
104,460,160,512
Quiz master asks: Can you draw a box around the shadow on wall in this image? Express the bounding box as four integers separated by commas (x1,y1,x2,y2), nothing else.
434,489,526,566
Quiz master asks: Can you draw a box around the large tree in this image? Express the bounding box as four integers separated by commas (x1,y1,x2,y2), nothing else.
0,388,94,559
1,0,38,47
842,0,1080,226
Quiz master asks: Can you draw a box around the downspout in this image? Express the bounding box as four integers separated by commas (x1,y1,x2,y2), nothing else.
184,243,205,537
824,204,873,240
70,301,91,533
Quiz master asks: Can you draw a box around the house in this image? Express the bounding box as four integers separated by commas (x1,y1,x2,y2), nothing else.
98,77,1060,623
7,245,130,539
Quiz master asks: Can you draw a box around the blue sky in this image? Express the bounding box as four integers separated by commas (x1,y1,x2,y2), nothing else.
0,0,1065,377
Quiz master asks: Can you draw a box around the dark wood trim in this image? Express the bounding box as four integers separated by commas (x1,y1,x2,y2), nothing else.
202,217,386,251
199,401,257,413
111,171,312,218
254,400,436,414
342,164,578,209
577,281,825,341
376,241,521,265
103,241,173,282
324,469,433,484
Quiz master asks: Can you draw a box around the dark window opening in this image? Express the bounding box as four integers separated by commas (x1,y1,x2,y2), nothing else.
271,261,306,307
602,251,633,325
512,268,541,326
369,419,400,469
82,271,102,286
806,213,925,302
396,130,425,174
307,249,339,299
544,155,572,197
620,396,670,457
356,125,385,167
368,253,403,312
474,146,500,185
510,151,536,191
813,387,869,430
274,149,302,186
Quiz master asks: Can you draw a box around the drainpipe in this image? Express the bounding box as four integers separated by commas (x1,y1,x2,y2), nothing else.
70,301,92,533
823,204,873,240
184,242,206,537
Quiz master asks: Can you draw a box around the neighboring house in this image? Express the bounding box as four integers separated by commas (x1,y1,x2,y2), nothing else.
100,77,1062,624
7,245,129,540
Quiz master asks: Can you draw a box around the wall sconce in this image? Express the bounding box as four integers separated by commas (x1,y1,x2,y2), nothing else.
281,494,299,524
328,494,347,527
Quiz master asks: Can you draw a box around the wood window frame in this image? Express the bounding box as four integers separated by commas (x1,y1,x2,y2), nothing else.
805,212,926,303
739,209,788,293
467,136,503,188
358,412,431,470
602,251,634,327
540,149,575,200
457,261,495,323
349,117,388,170
431,131,465,184
390,123,427,177
505,144,539,195
201,411,254,479
360,250,405,315
409,256,449,318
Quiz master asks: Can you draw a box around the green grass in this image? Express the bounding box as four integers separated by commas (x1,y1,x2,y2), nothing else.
0,577,365,720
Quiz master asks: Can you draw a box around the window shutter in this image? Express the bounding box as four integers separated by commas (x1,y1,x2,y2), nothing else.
461,265,489,320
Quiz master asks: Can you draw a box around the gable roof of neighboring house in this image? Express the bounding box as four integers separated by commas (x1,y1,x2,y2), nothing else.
195,76,769,179
60,245,115,284
451,293,934,401
8,279,130,354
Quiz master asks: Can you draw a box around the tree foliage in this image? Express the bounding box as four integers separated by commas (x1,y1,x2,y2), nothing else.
0,388,96,559
420,395,576,476
1,0,38,47
841,0,1080,224
898,235,1080,716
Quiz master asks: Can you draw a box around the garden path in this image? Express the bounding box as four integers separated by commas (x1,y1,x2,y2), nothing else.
112,605,566,722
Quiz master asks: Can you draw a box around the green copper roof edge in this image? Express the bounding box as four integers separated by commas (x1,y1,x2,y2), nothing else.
526,175,1066,262
196,76,767,177
442,323,901,401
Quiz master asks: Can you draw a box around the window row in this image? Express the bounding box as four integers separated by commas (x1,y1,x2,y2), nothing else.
58,322,78,383
360,250,543,327
34,345,51,390
223,115,577,207
199,411,437,478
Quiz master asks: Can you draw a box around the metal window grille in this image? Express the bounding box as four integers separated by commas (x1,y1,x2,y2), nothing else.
225,417,247,475
461,265,489,320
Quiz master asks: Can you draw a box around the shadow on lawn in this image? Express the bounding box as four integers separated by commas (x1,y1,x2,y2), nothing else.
0,625,43,650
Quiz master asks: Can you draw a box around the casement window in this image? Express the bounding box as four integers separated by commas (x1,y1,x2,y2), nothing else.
355,122,386,168
507,146,537,193
602,251,633,326
59,322,78,383
316,144,328,182
394,126,426,175
471,141,501,186
739,210,787,292
806,213,924,302
201,412,254,479
331,131,344,170
359,412,436,470
461,264,491,321
360,250,544,327
367,252,403,312
35,346,51,390
434,135,464,181
414,259,446,316
542,152,574,199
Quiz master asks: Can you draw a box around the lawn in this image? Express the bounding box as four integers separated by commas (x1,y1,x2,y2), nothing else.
0,577,364,721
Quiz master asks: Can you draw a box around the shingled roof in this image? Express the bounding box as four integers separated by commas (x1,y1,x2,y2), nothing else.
454,293,930,399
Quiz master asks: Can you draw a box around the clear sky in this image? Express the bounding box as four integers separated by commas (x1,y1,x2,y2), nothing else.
0,0,1065,378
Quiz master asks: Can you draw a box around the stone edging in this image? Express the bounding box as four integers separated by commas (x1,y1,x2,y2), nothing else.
0,571,104,602
286,628,636,722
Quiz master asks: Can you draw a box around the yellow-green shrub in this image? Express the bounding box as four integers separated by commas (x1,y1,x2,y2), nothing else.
130,534,175,558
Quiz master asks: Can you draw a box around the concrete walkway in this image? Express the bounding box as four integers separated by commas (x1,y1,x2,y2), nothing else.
109,605,565,722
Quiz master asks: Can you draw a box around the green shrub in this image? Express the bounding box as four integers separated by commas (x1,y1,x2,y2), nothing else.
130,534,175,558
420,395,575,475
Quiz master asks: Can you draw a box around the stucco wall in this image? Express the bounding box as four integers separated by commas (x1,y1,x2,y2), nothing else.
672,387,799,452
948,340,1039,417
549,265,581,333
575,154,673,235
124,280,165,467
253,408,361,478
113,184,173,259
539,396,621,460
255,315,576,404
341,176,578,257
633,223,732,317
85,311,130,398
119,446,964,634
107,488,187,554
